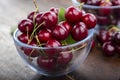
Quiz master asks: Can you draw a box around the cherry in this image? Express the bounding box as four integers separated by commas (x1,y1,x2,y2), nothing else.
113,32,120,46
116,45,120,55
65,6,82,24
102,41,116,56
23,40,39,57
96,30,112,44
50,7,59,15
57,52,73,65
35,13,43,25
18,19,34,33
98,0,112,16
18,33,30,44
71,22,88,41
58,21,72,33
82,13,97,29
111,0,120,5
37,29,52,43
37,56,55,70
52,25,69,41
36,11,58,29
75,22,87,29
27,11,39,21
45,39,61,57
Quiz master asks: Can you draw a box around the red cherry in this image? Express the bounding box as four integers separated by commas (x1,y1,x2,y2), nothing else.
71,22,88,41
18,33,30,44
113,32,120,46
65,6,82,24
45,39,61,57
37,56,55,70
37,29,52,43
37,11,58,29
27,11,39,21
57,52,73,65
58,21,72,33
50,7,59,15
52,25,69,41
18,19,34,33
82,13,97,29
111,0,120,5
102,41,116,56
23,40,39,57
99,0,112,16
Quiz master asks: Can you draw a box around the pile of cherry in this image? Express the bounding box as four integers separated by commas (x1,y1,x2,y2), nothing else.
17,6,96,70
79,0,120,26
96,28,120,57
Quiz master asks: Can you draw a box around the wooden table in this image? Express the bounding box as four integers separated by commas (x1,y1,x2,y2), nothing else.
0,0,120,80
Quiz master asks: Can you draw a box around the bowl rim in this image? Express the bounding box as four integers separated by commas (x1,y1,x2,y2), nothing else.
71,0,120,9
13,28,94,50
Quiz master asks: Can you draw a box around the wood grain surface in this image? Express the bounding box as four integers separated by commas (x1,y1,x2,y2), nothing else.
0,0,120,80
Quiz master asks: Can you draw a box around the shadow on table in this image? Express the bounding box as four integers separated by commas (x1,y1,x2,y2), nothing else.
31,71,87,80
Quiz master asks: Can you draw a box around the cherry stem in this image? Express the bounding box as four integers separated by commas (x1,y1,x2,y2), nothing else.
33,0,39,12
66,74,75,80
79,2,84,10
61,43,87,54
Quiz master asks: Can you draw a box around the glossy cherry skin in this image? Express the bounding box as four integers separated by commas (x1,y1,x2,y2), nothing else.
23,40,39,57
27,11,39,21
65,6,82,24
102,41,116,56
82,13,96,29
37,56,55,70
71,23,88,41
52,25,69,41
45,39,61,57
18,19,34,33
58,21,72,33
57,52,73,65
18,33,29,44
37,29,52,43
113,32,120,46
36,11,58,29
50,7,59,15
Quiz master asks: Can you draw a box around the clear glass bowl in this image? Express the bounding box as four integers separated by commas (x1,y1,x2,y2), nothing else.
13,28,94,77
71,0,120,30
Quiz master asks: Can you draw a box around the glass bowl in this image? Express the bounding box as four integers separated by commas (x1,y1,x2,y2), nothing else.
13,28,94,77
71,0,120,30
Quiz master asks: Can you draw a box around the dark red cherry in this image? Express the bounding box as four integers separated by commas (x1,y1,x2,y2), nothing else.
37,11,58,29
57,52,73,65
65,6,82,24
71,23,88,41
18,33,29,44
82,13,97,29
23,40,39,57
37,56,55,70
113,32,120,46
102,41,116,56
27,11,39,21
52,25,69,41
45,39,61,57
18,19,34,33
58,21,72,33
75,22,87,29
50,7,59,15
35,13,43,25
111,0,120,5
99,0,112,16
116,45,120,55
38,29,52,43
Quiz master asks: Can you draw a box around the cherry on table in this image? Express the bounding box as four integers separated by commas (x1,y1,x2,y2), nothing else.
102,41,116,56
